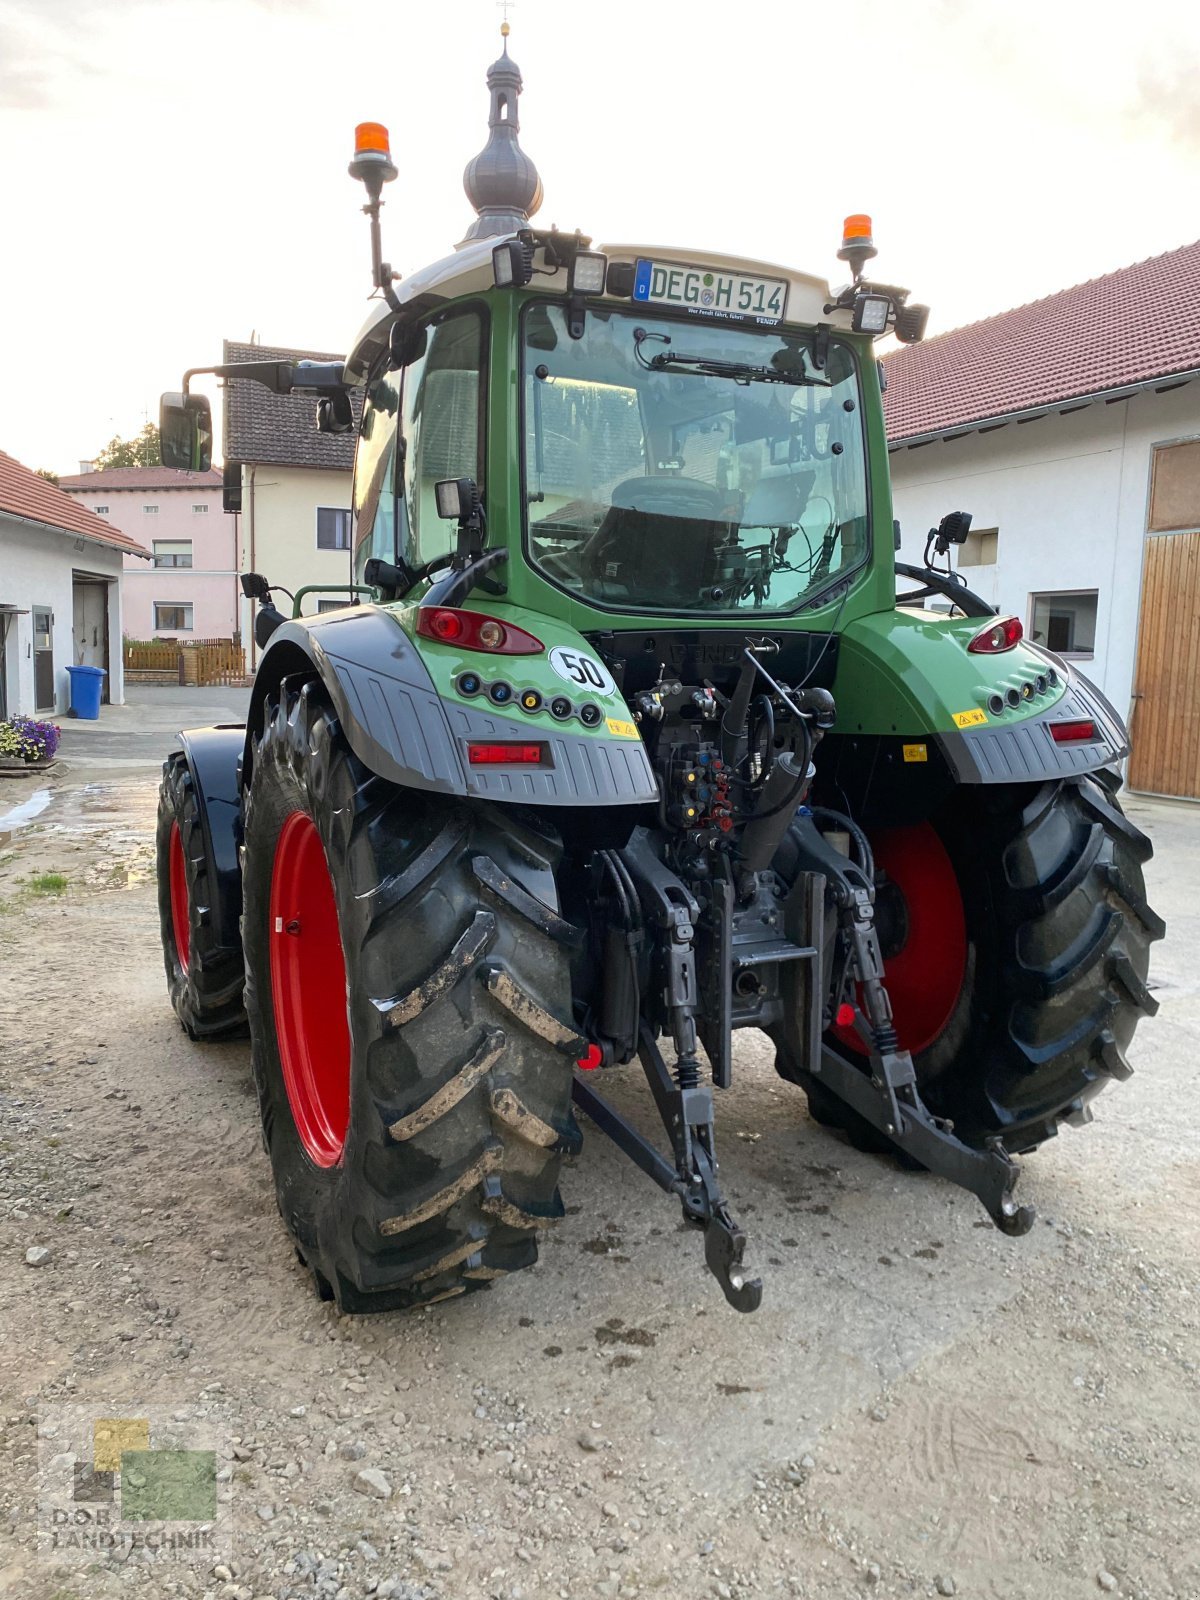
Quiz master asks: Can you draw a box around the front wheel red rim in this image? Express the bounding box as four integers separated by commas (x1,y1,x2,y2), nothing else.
833,821,968,1058
168,821,190,974
269,811,352,1168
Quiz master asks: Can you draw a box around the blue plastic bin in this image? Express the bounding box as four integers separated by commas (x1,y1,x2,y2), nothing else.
66,664,106,720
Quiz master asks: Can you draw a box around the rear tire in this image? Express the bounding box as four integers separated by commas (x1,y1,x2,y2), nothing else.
156,751,247,1040
781,771,1163,1155
242,679,582,1313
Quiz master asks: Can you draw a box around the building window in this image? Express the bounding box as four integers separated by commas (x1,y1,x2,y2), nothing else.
1029,591,1098,656
143,504,159,514
316,507,352,550
192,503,209,514
153,540,193,569
1148,438,1200,532
94,505,109,515
958,527,999,566
154,603,193,632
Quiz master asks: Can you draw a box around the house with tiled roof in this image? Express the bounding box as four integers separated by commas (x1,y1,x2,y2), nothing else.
59,465,236,643
884,239,1200,799
0,449,149,717
222,339,360,659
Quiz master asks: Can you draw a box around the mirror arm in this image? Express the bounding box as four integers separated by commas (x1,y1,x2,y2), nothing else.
181,360,347,398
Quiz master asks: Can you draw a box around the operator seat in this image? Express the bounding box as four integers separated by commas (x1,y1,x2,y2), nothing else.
580,476,729,604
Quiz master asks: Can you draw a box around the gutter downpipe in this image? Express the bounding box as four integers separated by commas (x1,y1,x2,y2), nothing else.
248,465,257,669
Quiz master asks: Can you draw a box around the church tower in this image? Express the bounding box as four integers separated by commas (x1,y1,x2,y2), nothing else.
459,23,544,247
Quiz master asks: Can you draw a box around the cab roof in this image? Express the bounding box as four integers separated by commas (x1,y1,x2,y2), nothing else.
344,235,852,383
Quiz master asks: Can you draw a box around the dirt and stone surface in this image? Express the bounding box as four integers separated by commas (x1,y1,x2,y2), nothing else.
0,689,1197,1600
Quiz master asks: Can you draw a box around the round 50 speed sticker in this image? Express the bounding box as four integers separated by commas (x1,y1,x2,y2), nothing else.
548,646,616,696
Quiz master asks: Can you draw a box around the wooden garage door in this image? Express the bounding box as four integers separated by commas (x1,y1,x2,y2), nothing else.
1128,530,1200,797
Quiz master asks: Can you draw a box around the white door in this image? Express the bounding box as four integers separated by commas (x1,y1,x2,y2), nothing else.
72,583,107,670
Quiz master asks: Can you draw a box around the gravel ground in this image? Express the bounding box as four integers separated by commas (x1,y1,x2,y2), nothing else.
0,740,1197,1600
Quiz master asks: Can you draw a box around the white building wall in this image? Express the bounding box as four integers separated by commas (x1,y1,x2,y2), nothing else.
0,516,126,715
887,381,1200,725
242,466,355,661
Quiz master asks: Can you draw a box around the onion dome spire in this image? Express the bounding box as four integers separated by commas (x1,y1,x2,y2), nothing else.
459,22,544,247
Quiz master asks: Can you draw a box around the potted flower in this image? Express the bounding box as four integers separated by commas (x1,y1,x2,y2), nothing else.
0,716,61,772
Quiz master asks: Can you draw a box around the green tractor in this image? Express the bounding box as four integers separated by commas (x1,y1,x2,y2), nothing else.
155,36,1161,1314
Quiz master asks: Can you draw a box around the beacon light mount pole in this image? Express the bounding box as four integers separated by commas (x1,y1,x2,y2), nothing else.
349,122,402,312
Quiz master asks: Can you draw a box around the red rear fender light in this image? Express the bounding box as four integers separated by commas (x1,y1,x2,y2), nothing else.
1049,718,1098,744
416,606,543,655
467,741,548,766
968,615,1023,654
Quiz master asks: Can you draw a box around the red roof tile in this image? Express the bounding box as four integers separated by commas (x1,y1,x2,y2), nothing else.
883,239,1200,445
58,466,223,490
0,451,150,557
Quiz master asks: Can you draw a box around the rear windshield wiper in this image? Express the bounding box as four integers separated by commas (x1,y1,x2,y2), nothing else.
632,327,824,387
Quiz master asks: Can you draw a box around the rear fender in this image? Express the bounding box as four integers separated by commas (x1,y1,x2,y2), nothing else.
244,608,467,798
245,607,658,808
175,725,245,952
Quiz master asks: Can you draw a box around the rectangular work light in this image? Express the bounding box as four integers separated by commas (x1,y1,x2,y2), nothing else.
852,292,891,335
570,251,608,295
492,239,534,288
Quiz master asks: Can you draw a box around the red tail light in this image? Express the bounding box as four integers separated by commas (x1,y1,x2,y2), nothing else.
467,741,546,765
968,615,1023,654
417,606,543,655
1049,718,1097,744
576,1043,603,1071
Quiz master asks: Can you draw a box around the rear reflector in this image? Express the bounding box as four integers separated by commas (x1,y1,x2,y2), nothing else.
467,741,546,765
1049,718,1098,744
576,1043,603,1071
967,615,1023,653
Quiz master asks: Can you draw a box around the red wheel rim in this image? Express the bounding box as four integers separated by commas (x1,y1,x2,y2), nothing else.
269,812,352,1168
168,820,190,974
833,821,968,1057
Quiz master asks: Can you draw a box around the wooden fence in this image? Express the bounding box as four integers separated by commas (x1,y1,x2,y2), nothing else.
124,638,247,686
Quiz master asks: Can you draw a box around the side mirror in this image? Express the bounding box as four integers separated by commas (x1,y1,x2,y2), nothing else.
317,391,354,434
160,392,213,472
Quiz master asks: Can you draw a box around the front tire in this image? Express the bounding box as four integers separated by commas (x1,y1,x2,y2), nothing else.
242,679,582,1313
156,751,247,1040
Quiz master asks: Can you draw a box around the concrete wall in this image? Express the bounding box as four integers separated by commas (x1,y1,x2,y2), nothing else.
241,466,355,660
66,484,239,640
0,515,126,715
888,380,1200,724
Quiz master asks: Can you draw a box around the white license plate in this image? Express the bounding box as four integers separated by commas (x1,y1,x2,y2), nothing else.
632,258,788,321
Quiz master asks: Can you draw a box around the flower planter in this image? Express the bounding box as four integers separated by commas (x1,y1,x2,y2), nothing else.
0,757,57,776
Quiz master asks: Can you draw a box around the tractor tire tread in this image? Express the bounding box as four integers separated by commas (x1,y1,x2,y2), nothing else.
156,750,247,1040
242,679,576,1315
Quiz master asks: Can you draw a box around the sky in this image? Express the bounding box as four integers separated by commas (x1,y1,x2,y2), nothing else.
1,0,1198,474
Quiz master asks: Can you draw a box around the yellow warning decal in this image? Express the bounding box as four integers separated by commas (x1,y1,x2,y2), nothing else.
902,743,928,763
606,717,639,739
952,708,988,729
